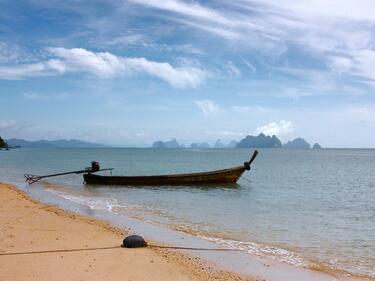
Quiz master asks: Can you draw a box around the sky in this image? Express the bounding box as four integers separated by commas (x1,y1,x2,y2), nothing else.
1,0,375,147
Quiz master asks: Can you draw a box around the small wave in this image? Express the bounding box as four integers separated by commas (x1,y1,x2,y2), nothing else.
173,225,375,280
46,188,126,212
198,235,308,267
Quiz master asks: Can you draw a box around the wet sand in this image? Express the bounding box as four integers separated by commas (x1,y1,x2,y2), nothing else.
0,183,251,281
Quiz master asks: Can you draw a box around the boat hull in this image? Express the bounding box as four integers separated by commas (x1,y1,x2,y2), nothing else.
83,165,247,186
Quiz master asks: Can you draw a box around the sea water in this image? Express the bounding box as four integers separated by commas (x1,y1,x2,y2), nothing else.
0,148,374,279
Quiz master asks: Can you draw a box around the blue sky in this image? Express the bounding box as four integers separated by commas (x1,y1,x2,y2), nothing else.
1,0,375,147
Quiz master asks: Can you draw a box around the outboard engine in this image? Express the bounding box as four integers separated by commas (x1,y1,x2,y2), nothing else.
91,161,100,172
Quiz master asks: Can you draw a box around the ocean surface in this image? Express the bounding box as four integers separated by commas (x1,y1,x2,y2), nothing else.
0,148,374,279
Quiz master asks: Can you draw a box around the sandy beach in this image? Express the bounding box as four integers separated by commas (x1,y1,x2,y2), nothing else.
0,183,250,281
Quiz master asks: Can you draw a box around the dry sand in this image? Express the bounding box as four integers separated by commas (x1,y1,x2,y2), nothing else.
0,183,253,281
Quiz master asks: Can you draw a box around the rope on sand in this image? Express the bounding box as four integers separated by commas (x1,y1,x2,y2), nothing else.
0,246,120,256
0,235,242,256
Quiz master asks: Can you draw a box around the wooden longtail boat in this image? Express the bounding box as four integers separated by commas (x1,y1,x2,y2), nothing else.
83,150,258,186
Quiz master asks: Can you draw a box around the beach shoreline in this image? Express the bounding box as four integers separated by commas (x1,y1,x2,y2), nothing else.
0,182,252,281
0,181,370,281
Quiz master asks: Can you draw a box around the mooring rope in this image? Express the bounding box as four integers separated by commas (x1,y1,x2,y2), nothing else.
0,244,241,256
0,246,120,256
148,245,242,251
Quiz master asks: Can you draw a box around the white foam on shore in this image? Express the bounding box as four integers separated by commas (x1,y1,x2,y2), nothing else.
46,188,126,212
198,235,308,267
195,234,375,279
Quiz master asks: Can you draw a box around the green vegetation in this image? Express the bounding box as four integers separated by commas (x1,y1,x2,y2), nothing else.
0,136,8,148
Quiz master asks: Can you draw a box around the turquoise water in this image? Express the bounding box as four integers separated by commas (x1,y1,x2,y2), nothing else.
0,148,374,279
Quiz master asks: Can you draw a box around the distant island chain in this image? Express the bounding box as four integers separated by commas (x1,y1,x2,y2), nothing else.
152,134,321,149
1,134,321,149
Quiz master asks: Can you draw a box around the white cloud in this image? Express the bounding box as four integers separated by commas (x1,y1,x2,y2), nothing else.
223,61,241,77
279,88,311,100
255,120,294,136
123,57,206,88
243,60,256,74
130,0,281,50
329,56,353,74
173,18,241,40
330,50,375,81
48,47,123,77
130,0,233,27
195,99,221,115
0,120,17,130
0,59,65,80
232,105,273,114
131,0,375,89
261,0,375,22
0,47,207,88
0,41,36,64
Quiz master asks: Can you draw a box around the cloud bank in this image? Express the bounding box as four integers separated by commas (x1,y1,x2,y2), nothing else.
0,47,207,89
130,0,375,88
255,120,294,137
